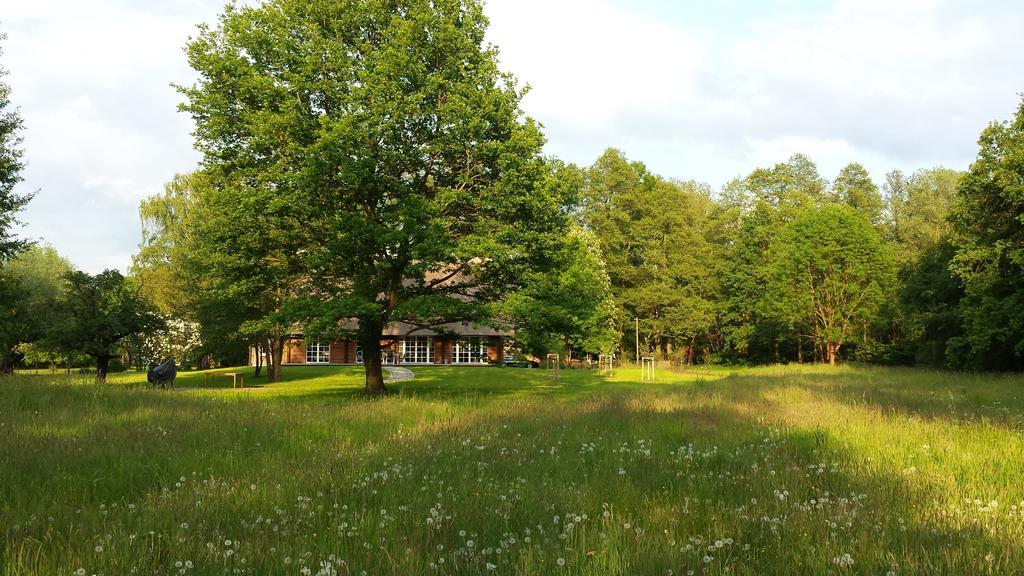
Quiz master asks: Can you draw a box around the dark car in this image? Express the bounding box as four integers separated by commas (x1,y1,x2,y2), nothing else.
502,354,535,368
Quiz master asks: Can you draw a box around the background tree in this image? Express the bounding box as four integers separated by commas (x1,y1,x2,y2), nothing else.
0,33,33,371
0,33,32,262
948,96,1024,369
121,315,203,371
134,173,198,317
833,162,884,226
720,154,829,362
765,204,895,365
134,173,254,370
12,341,70,372
48,270,163,380
744,153,828,209
503,224,618,362
898,239,963,365
0,245,72,370
580,149,721,363
883,167,963,364
181,0,570,393
886,168,961,260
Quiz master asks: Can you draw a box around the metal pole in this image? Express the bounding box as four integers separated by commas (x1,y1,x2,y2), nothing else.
635,317,639,366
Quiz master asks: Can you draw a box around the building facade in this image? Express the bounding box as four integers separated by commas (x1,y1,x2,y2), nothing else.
251,321,506,366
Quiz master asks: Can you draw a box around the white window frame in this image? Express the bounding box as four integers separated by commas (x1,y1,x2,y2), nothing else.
453,337,489,364
400,336,434,364
305,340,331,364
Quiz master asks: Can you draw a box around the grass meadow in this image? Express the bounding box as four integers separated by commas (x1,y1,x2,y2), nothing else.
2,364,1024,575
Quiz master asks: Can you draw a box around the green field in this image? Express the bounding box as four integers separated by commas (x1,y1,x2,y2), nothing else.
3,365,1024,575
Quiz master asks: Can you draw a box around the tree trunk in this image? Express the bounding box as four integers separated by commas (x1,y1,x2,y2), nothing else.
269,334,285,383
96,354,111,382
360,317,386,395
796,337,803,363
826,342,839,366
264,338,273,378
253,344,263,378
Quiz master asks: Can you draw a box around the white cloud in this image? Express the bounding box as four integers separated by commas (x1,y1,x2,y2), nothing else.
5,0,219,272
487,0,705,121
487,0,1024,183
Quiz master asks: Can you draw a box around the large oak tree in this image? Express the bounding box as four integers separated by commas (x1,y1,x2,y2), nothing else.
180,0,569,392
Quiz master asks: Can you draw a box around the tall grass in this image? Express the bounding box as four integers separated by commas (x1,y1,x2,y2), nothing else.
2,364,1023,575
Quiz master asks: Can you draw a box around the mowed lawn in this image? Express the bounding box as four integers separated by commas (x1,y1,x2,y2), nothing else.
3,365,1024,575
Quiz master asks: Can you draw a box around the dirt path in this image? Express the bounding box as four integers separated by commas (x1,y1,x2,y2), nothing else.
385,366,416,382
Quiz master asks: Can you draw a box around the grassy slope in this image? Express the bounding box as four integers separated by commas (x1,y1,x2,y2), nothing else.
2,364,1024,575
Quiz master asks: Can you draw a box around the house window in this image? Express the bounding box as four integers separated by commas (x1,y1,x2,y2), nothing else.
305,340,330,364
355,345,363,364
400,336,433,364
453,337,488,364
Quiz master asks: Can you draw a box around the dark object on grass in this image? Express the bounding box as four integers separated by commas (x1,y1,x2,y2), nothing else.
147,359,177,389
502,354,536,368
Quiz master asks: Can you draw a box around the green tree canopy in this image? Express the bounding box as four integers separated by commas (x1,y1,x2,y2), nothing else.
833,162,884,226
133,173,255,369
0,245,71,370
0,33,32,262
720,154,829,362
503,224,618,361
886,167,961,261
765,204,895,365
180,0,570,392
134,173,201,318
580,148,721,363
49,270,163,380
948,97,1024,369
881,167,962,365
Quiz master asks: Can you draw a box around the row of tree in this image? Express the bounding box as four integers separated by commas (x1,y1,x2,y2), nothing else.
573,96,1024,370
575,149,947,366
0,242,175,378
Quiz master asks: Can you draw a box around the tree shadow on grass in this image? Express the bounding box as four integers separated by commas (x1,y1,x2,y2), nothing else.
385,384,1020,573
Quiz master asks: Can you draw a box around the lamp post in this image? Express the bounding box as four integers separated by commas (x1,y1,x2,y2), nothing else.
635,317,639,366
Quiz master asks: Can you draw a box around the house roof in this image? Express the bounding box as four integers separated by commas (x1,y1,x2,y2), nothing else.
381,321,509,337
296,319,510,339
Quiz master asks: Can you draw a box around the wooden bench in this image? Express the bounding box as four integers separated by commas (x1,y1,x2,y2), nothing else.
205,371,245,389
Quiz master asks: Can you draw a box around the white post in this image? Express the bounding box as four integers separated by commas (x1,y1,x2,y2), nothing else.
641,356,655,382
546,353,560,380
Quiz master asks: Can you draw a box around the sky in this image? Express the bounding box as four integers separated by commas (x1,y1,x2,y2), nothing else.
3,0,1023,273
